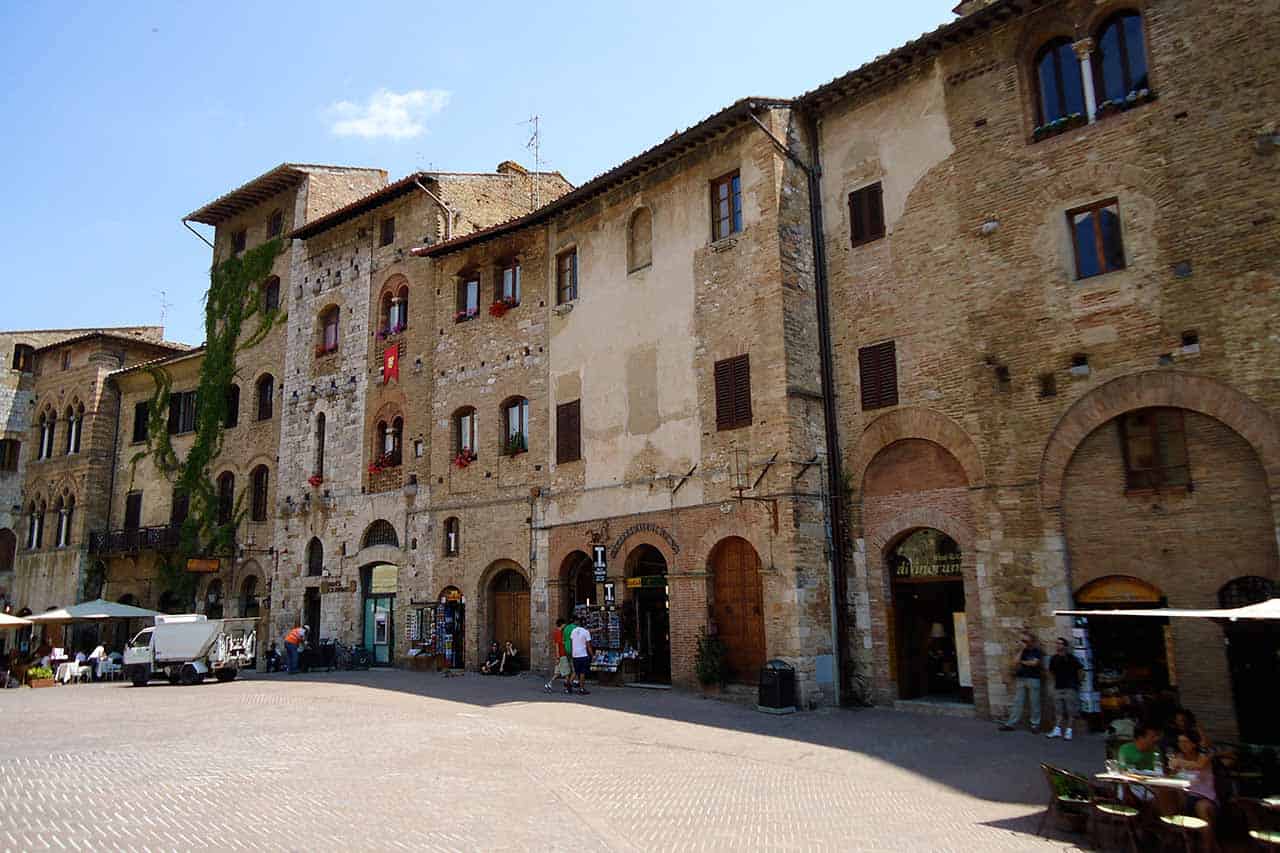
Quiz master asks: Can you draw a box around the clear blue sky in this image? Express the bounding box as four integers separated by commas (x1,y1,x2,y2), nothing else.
0,1,956,345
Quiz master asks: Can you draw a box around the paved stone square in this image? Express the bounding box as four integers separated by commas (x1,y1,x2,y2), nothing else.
0,671,1098,851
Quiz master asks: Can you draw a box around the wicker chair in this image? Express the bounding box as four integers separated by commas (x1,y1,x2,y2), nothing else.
1036,763,1091,839
1087,777,1144,852
1237,798,1280,850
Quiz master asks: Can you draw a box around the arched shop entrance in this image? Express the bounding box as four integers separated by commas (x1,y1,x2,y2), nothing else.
562,550,596,617
1218,576,1279,743
709,537,766,684
626,544,671,684
436,586,466,669
489,568,530,668
1072,575,1169,725
361,563,398,666
889,529,970,703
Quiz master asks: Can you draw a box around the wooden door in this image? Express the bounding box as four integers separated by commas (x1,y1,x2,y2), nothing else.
492,574,531,667
712,538,766,684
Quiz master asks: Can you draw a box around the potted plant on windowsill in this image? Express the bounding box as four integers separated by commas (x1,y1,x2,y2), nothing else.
453,308,479,324
26,666,55,688
307,474,324,488
1031,111,1087,142
376,322,407,341
1095,88,1156,121
488,297,519,318
452,448,477,469
505,434,528,456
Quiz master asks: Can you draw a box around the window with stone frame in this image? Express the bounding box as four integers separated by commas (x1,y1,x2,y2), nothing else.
455,275,480,322
55,495,74,548
858,340,898,411
123,492,142,531
849,182,886,247
231,228,247,255
380,216,396,247
627,207,653,272
267,209,285,239
443,517,460,556
1093,11,1149,106
64,403,83,454
37,410,55,460
27,502,45,550
318,306,340,354
11,344,34,372
168,390,198,435
0,439,19,472
713,355,752,431
1118,408,1190,492
307,537,324,576
250,465,270,523
454,407,477,459
502,397,530,456
556,249,578,304
1034,37,1087,126
262,276,281,313
216,472,235,525
497,260,521,305
256,375,274,421
710,171,742,241
375,417,403,467
131,401,150,443
380,280,410,335
1068,198,1125,279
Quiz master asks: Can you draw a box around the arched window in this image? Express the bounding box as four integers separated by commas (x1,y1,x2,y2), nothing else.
267,209,284,239
388,416,403,466
55,495,75,548
307,537,324,576
240,576,260,618
1093,11,1149,104
627,207,653,272
37,410,55,460
314,413,326,478
380,291,394,333
395,283,409,328
27,501,45,550
225,384,240,428
64,404,83,454
256,374,274,421
216,472,235,525
443,517,460,556
1035,37,1086,125
362,520,399,549
262,275,281,312
454,407,477,459
502,397,529,455
318,306,340,355
0,528,14,571
250,465,269,522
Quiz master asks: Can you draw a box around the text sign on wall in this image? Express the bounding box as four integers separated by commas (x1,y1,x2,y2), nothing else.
186,558,221,574
593,545,607,583
369,564,398,595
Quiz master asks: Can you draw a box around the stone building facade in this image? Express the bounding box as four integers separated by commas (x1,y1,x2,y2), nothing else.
802,0,1279,734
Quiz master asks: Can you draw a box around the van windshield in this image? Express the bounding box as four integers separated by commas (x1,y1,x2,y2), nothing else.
129,630,153,648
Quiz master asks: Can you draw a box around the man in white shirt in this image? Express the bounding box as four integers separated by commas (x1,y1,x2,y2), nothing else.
569,624,593,696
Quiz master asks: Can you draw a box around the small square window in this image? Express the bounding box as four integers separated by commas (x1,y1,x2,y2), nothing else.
231,229,247,254
1068,198,1126,279
380,217,396,247
849,182,886,246
710,171,742,241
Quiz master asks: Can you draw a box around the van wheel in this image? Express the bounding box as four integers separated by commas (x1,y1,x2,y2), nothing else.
128,666,148,687
166,669,181,685
179,665,201,686
215,668,237,683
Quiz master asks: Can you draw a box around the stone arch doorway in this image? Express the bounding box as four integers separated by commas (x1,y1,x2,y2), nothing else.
488,568,530,669
1073,575,1170,725
1218,576,1279,743
708,537,765,684
240,576,260,619
560,550,595,618
360,563,398,666
887,529,970,704
626,544,671,684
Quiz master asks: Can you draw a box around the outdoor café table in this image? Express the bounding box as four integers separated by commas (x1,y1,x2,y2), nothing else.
1095,770,1192,812
55,662,78,684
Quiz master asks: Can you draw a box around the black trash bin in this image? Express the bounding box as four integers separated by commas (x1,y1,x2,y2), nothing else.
757,659,797,714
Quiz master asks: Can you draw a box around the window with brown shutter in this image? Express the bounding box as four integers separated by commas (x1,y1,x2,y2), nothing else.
858,341,898,410
714,354,752,431
556,399,581,464
380,216,396,247
849,183,885,246
1118,408,1190,492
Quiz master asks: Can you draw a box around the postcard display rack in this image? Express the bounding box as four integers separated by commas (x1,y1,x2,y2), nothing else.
574,604,639,679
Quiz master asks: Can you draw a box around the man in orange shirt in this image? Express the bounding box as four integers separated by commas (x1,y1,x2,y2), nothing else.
284,624,307,674
543,618,570,693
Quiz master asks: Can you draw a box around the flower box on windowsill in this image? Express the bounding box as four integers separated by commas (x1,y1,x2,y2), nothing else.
1031,112,1087,143
315,345,339,359
376,323,407,341
488,298,520,318
453,309,479,324
453,449,478,469
307,475,324,489
1095,89,1157,121
504,435,528,456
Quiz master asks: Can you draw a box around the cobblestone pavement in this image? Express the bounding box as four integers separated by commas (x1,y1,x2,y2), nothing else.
0,670,1098,851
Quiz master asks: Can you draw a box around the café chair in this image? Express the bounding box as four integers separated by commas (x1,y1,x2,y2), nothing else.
1157,813,1218,853
1087,777,1145,853
1237,798,1280,849
1035,764,1090,839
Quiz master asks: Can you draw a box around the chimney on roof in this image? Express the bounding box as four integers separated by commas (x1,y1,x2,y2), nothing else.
496,160,528,176
953,0,998,15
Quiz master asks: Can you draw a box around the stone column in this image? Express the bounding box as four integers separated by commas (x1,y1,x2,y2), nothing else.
1073,38,1098,123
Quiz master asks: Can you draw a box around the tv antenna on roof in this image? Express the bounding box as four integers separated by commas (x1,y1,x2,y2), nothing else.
523,114,541,210
155,289,171,329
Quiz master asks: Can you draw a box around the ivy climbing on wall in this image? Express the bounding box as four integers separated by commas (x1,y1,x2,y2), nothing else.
131,238,286,601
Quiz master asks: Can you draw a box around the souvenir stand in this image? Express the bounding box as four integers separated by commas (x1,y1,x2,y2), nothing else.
575,604,639,684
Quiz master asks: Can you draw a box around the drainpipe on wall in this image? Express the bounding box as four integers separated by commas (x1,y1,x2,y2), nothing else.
746,104,850,706
414,178,457,242
99,378,123,598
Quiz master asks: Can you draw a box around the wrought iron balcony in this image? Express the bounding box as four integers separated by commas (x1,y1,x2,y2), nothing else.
88,525,182,556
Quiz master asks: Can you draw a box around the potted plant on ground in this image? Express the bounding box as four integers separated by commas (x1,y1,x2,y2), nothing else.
695,628,727,694
26,666,55,688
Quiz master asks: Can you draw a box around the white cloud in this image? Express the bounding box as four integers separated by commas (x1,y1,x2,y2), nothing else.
326,88,451,140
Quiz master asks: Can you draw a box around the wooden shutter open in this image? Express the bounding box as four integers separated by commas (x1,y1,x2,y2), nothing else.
858,341,898,410
556,400,581,463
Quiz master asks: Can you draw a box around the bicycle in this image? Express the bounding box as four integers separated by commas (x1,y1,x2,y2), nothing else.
331,640,372,671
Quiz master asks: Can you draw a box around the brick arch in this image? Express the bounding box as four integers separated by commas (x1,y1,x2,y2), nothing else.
1081,1,1151,40
1032,159,1170,213
690,512,774,573
618,534,678,575
866,507,977,559
1040,370,1280,510
853,407,985,490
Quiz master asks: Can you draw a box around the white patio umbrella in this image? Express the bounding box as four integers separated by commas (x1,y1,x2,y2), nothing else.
28,599,161,624
0,613,32,628
1055,597,1280,622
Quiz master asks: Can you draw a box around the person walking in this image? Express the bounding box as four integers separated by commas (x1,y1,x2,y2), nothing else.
568,622,593,696
544,618,571,693
1046,637,1083,740
560,617,578,695
284,623,306,674
999,631,1043,732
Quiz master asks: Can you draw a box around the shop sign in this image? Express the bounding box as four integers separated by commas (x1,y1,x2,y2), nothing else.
1075,575,1162,605
186,557,221,574
890,529,962,579
625,575,667,589
592,545,607,583
603,582,616,605
369,564,398,595
440,586,464,603
322,579,356,594
609,522,681,559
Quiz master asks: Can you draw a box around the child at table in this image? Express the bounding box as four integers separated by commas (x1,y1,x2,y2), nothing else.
1168,733,1217,825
